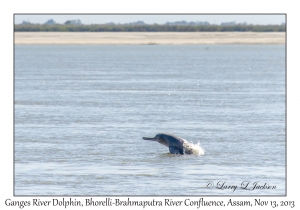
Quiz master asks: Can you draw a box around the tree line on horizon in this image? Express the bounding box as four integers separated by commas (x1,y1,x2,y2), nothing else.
14,20,286,32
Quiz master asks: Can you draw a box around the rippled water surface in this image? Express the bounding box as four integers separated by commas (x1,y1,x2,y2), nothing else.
15,45,285,195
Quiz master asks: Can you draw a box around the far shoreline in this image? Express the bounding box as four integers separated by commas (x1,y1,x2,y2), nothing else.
14,32,285,45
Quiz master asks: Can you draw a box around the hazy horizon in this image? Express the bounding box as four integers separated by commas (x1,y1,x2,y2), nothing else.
14,14,286,25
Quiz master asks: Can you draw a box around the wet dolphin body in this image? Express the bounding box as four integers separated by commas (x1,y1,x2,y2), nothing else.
143,133,192,155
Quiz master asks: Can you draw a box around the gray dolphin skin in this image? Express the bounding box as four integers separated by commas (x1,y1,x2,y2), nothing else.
143,133,191,155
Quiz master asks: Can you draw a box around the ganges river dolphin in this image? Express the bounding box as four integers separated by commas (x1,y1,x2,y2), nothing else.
143,133,193,155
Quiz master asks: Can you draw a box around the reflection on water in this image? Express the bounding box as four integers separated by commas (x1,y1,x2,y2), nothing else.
15,45,285,195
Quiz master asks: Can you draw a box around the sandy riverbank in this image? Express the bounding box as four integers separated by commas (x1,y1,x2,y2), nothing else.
14,32,285,45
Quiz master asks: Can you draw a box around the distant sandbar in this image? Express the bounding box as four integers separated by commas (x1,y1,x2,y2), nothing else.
15,32,285,45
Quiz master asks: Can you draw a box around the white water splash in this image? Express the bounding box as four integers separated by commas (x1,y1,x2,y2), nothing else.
183,141,205,156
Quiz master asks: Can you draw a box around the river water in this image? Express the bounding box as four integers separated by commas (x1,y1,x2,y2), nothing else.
14,44,285,195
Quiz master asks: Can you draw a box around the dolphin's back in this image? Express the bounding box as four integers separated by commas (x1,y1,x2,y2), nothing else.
144,133,190,155
162,133,186,144
161,133,187,154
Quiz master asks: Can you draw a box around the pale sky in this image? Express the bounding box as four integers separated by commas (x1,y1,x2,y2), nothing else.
14,14,285,25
